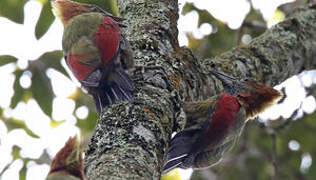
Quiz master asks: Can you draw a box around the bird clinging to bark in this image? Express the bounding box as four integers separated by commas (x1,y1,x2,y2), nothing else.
52,0,134,113
47,136,84,180
162,70,283,174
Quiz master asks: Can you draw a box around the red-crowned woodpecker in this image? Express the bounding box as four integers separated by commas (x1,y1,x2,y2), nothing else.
52,0,134,113
162,70,283,174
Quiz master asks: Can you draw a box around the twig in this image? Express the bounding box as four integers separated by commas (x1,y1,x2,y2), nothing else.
271,132,278,180
235,25,244,46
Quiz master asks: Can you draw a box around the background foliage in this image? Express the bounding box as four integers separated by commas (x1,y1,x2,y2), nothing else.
0,0,315,179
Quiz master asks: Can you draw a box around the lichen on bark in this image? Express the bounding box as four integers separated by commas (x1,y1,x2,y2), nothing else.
84,1,316,179
203,4,316,88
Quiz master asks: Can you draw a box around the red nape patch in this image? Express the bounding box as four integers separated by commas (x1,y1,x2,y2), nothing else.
94,16,121,66
67,54,95,81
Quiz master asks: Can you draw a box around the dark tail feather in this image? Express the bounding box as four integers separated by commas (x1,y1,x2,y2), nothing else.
92,68,133,114
114,68,134,92
162,130,199,174
92,88,113,114
162,154,187,174
111,68,134,102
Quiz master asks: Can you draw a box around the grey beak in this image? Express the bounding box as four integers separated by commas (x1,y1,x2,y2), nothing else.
209,70,236,83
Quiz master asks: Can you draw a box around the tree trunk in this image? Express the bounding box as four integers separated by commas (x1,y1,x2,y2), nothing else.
84,1,316,179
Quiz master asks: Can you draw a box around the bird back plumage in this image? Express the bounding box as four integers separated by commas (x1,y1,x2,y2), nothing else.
58,9,134,113
163,94,244,173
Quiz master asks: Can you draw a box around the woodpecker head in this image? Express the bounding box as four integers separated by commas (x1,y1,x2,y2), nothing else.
51,0,105,26
49,136,84,180
210,70,283,120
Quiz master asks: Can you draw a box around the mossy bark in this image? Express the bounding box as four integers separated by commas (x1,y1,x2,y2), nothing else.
84,1,316,179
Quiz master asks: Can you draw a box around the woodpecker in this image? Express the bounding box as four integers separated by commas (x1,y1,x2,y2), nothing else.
47,136,84,180
52,0,134,113
162,70,283,174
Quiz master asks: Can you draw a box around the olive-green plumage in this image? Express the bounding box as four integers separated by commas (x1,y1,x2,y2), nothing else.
163,94,246,174
62,13,104,63
52,0,134,113
46,173,81,180
163,70,283,174
183,96,220,129
185,95,247,167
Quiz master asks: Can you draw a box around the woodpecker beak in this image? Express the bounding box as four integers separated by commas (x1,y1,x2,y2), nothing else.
88,4,105,13
209,70,244,96
209,70,237,87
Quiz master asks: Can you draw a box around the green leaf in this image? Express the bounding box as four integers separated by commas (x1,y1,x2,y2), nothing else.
181,3,237,58
0,55,18,66
77,111,98,136
307,160,316,179
182,2,195,15
0,0,28,24
5,119,40,138
70,88,98,136
71,88,95,110
35,0,55,39
10,70,25,109
29,63,54,116
37,50,69,78
197,9,217,27
12,145,22,159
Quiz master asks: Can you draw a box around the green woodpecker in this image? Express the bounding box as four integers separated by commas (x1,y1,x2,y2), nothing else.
162,70,283,174
52,0,134,113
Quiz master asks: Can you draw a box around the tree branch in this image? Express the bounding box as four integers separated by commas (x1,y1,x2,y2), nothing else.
85,0,182,179
84,1,316,179
203,4,316,87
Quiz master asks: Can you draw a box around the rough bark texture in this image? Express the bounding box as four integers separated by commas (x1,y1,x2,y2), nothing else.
204,4,316,88
84,1,316,179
